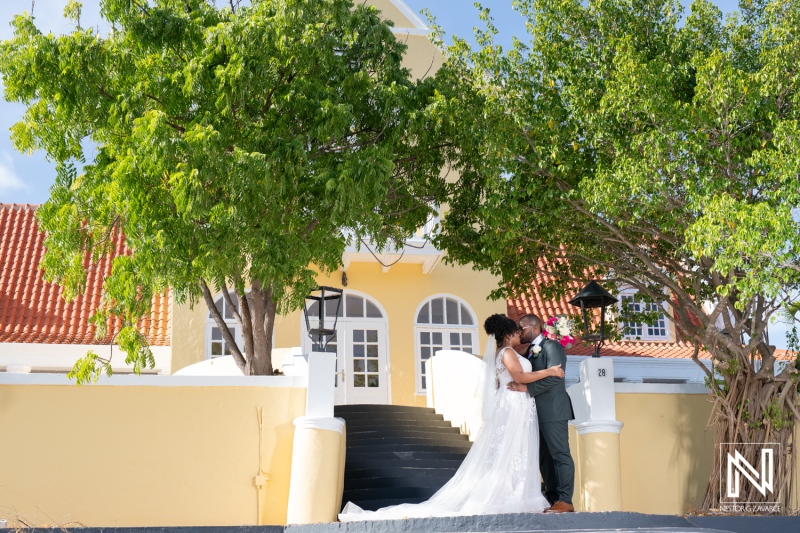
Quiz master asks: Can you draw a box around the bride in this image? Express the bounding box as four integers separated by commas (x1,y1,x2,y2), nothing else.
338,313,564,521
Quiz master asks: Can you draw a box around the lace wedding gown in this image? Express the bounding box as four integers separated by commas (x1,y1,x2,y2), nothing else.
338,348,550,521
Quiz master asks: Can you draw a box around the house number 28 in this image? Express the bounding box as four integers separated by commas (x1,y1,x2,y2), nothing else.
598,369,606,377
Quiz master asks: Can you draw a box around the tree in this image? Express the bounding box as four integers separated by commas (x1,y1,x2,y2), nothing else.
431,0,800,511
0,0,447,379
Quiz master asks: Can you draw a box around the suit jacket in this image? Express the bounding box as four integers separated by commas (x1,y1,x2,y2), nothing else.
526,337,575,423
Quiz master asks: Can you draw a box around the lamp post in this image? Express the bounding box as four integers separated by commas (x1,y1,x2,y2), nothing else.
303,286,343,352
568,280,618,358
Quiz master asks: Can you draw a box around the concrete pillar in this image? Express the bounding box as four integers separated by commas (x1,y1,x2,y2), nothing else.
285,417,346,524
567,357,625,511
575,420,624,511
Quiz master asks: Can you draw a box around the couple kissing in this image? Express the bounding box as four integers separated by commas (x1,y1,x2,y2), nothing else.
339,313,575,521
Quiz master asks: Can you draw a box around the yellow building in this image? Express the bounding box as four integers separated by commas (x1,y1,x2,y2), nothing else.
169,0,507,407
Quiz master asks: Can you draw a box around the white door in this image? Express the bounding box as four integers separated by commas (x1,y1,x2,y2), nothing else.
340,322,389,405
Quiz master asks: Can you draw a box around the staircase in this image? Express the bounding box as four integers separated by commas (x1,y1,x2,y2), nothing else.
334,404,471,512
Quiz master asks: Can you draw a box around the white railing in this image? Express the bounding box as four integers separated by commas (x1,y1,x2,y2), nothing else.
426,349,484,440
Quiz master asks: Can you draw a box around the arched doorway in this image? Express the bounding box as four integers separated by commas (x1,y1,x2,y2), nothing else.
301,290,389,405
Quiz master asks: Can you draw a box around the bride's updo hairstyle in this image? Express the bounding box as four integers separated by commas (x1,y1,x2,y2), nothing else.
483,314,518,346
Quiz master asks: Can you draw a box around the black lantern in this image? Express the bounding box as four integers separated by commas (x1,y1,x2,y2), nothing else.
568,281,618,358
303,286,343,351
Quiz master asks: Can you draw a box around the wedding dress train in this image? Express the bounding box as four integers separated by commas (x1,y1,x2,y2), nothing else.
338,348,550,521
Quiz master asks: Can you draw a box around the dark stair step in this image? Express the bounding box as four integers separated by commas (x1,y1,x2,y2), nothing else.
347,443,472,454
347,425,463,436
345,466,459,480
343,486,440,502
346,450,468,462
347,437,470,449
345,458,466,471
343,418,454,429
337,411,445,422
344,475,452,490
339,404,470,512
347,430,468,442
335,405,435,415
341,497,429,512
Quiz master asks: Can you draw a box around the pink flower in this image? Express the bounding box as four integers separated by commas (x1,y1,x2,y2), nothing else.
547,317,558,326
560,335,575,348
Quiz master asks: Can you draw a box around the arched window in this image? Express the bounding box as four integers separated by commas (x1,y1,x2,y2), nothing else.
306,292,384,320
414,295,478,394
206,294,243,359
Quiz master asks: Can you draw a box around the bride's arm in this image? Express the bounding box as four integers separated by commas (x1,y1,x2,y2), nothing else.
501,348,564,384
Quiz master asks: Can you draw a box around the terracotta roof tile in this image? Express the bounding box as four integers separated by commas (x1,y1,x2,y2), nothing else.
507,258,793,362
0,204,170,346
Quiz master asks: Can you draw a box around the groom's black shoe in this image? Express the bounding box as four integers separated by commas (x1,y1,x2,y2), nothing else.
544,501,574,513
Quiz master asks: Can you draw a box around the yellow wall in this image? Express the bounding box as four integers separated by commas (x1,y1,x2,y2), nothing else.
275,262,505,406
367,0,417,28
0,383,305,527
616,393,715,515
398,34,443,80
171,294,208,373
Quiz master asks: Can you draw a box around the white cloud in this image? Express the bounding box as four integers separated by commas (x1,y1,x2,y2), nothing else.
0,152,28,193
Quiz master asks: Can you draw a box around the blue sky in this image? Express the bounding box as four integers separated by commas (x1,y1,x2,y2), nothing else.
0,1,792,347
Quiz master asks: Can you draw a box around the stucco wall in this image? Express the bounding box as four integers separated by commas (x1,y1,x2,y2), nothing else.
0,376,305,527
616,391,715,515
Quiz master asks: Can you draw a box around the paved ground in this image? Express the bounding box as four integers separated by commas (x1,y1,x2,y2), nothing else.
287,512,704,532
687,515,800,533
3,513,800,533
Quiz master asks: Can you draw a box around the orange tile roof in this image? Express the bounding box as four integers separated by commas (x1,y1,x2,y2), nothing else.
0,204,170,346
507,260,793,361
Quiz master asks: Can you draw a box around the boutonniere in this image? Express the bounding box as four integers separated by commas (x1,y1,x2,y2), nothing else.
531,345,542,358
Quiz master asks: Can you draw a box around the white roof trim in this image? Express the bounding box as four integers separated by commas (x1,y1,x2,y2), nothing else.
389,0,428,30
391,27,430,37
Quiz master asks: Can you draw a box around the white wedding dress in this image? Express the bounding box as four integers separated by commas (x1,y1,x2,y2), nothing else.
338,347,550,521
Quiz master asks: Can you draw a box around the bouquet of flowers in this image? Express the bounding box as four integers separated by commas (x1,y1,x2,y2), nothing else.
543,316,576,349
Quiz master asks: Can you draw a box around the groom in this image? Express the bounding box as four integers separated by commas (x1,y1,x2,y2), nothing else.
509,313,575,513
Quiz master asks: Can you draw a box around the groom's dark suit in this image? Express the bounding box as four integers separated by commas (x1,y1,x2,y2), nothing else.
526,336,575,506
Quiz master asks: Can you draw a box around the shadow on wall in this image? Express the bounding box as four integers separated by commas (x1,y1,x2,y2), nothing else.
671,397,716,514
616,392,714,515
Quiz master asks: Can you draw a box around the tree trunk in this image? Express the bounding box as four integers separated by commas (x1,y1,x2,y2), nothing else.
698,341,798,513
247,279,276,376
200,278,276,376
